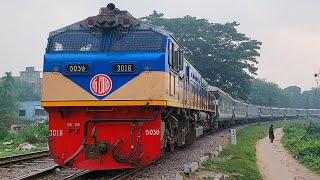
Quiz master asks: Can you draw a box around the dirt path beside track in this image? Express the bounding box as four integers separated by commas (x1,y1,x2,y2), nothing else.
256,128,320,180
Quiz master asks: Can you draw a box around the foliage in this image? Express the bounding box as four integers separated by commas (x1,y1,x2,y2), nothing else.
305,120,317,134
303,88,320,109
0,72,18,127
247,79,320,108
0,141,48,158
283,86,304,108
142,12,262,100
21,124,48,144
202,120,309,179
0,126,9,140
0,72,41,128
0,124,48,157
203,123,269,179
248,79,289,107
13,79,41,102
282,119,320,173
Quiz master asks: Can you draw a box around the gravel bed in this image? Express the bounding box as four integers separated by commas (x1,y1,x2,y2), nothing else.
36,167,89,180
0,157,56,180
131,128,233,180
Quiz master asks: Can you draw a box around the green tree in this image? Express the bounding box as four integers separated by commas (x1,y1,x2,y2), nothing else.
283,86,303,108
302,88,320,109
0,72,18,127
13,79,41,102
142,12,262,100
248,79,289,107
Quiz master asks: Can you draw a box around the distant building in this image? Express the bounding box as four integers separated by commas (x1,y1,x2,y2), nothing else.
19,67,42,94
11,120,28,135
18,101,48,122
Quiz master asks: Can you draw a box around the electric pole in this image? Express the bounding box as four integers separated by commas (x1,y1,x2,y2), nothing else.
314,69,320,108
306,92,309,119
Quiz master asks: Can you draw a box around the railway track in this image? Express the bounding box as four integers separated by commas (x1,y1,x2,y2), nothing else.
1,121,268,180
55,124,244,180
12,165,93,180
0,150,51,167
0,150,124,180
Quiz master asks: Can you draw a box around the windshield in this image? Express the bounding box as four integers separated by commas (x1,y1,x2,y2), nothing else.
48,31,103,52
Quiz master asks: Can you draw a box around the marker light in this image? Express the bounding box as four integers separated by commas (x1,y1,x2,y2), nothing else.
86,18,95,27
123,18,130,25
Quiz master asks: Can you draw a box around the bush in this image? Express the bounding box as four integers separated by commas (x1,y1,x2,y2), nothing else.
0,126,9,140
304,120,316,134
282,120,320,173
21,125,48,144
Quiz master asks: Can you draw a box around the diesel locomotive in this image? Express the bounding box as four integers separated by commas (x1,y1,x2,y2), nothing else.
41,4,317,170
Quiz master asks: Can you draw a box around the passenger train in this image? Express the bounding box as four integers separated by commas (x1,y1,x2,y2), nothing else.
41,4,318,170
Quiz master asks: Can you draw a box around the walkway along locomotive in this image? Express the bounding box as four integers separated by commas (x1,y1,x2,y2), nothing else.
41,4,318,170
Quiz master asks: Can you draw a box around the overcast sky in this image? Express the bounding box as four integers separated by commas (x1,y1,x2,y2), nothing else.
0,1,319,91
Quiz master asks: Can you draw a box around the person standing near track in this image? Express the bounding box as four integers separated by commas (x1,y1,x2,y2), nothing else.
269,125,275,143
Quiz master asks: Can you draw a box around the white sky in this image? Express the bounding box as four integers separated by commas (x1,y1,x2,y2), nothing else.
0,0,319,91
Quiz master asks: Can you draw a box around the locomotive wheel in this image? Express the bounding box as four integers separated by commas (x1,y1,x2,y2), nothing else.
185,124,196,145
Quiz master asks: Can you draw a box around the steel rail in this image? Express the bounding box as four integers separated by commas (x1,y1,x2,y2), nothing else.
12,165,59,180
0,150,51,166
62,169,93,180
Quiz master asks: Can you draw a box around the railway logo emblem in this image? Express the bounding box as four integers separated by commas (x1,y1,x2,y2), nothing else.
90,74,112,96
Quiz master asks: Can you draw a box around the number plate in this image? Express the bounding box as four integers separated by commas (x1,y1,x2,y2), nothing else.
112,64,136,73
65,64,89,73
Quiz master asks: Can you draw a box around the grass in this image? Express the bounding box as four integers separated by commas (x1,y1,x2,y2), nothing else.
0,124,49,158
0,143,48,157
202,119,311,180
281,119,320,174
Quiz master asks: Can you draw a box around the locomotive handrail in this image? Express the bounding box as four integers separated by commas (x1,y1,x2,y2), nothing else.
64,108,160,166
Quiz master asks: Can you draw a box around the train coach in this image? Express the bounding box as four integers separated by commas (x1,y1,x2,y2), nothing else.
41,4,316,171
208,86,316,123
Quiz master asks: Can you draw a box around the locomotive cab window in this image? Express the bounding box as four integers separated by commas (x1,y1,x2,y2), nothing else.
170,42,180,72
178,50,184,71
48,31,103,52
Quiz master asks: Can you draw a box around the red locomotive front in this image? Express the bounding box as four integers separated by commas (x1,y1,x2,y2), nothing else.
47,106,163,170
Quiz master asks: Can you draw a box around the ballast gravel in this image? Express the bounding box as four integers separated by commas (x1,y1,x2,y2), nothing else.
131,128,233,180
0,157,56,180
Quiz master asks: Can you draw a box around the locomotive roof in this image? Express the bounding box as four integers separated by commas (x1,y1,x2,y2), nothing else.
49,6,170,38
208,85,233,98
